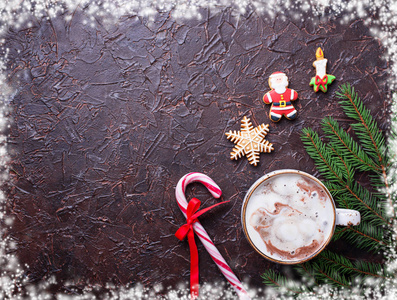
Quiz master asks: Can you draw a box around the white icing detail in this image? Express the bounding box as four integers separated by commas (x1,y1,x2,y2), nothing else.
270,111,282,117
267,93,273,103
272,106,294,111
270,72,286,78
314,59,328,78
287,110,297,117
274,87,287,94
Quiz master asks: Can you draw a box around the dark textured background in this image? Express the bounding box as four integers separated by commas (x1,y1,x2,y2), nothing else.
4,7,390,296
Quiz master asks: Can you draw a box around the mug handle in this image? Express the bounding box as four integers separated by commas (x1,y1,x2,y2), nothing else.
335,209,361,226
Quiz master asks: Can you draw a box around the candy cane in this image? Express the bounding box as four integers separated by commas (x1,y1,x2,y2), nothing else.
176,172,250,300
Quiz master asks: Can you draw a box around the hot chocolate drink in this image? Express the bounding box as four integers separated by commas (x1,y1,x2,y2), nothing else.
244,172,335,263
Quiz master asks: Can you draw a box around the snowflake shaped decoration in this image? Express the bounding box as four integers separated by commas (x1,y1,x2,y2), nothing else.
225,116,274,166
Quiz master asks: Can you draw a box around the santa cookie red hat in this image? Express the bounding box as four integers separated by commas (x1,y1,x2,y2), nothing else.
269,71,286,78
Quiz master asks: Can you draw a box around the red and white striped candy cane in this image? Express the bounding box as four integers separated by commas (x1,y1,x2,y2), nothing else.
176,172,250,300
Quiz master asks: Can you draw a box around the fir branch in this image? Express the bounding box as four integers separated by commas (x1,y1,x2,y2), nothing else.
335,83,385,164
318,250,386,279
261,83,392,294
336,83,394,219
324,182,350,209
301,128,387,225
353,259,390,279
329,146,355,181
368,174,394,220
333,224,387,252
321,117,380,172
336,181,388,225
261,270,306,294
295,262,319,288
344,183,386,224
311,261,351,287
301,128,351,183
369,173,390,190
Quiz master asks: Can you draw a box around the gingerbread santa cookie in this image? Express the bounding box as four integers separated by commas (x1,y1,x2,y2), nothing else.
263,72,298,122
309,47,336,93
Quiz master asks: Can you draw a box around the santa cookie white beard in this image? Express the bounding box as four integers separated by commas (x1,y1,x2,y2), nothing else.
271,77,288,94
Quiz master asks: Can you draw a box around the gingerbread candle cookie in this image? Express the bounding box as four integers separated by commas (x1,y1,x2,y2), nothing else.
309,47,336,93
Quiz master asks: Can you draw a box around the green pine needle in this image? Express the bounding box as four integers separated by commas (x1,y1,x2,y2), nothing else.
301,128,352,183
333,223,387,252
262,84,393,295
321,116,380,172
318,250,387,279
335,83,386,165
261,269,307,294
311,261,351,287
335,181,388,225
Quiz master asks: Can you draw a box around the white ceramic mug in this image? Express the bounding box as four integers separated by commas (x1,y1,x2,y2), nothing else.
241,169,360,264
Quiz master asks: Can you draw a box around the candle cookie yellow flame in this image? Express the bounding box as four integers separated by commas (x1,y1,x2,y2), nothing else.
316,47,324,60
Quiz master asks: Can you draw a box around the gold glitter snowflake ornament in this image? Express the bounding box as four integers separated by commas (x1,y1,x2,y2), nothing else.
225,116,274,166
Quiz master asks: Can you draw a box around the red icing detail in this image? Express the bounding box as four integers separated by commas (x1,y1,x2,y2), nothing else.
315,75,328,91
270,71,285,78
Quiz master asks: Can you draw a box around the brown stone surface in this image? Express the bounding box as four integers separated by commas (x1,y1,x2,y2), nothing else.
4,7,390,297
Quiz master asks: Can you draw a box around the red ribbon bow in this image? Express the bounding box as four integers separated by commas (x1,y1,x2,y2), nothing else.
175,197,229,300
315,75,328,92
